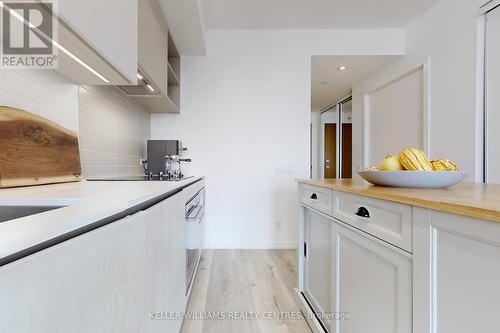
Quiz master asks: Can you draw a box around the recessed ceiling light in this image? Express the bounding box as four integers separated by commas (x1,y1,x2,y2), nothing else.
337,65,348,71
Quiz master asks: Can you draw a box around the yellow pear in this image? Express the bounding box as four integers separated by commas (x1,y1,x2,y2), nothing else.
380,154,403,171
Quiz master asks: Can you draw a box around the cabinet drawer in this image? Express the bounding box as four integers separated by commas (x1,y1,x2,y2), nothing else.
299,184,333,216
333,191,412,252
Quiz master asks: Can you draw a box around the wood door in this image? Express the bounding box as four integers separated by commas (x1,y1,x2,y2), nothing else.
332,222,412,333
304,209,333,332
341,124,352,178
324,124,336,178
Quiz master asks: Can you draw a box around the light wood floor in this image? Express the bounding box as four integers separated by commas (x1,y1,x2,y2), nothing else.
181,249,312,333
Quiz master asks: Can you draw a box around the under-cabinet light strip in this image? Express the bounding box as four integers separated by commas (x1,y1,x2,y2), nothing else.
0,1,110,83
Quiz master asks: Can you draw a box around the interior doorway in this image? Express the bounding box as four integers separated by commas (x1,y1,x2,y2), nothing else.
319,96,352,179
324,124,336,177
340,98,352,178
310,55,400,179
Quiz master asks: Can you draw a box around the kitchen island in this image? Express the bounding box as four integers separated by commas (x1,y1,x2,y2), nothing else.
296,178,500,333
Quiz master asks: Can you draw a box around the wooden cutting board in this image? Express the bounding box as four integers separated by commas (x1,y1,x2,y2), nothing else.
0,106,82,188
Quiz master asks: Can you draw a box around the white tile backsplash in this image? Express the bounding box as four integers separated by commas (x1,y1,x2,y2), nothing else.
0,70,79,131
0,69,151,180
78,86,151,178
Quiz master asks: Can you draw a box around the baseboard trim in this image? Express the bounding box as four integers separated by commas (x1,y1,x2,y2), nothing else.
203,241,297,250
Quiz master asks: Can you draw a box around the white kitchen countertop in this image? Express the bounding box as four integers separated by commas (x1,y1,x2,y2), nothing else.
0,176,203,266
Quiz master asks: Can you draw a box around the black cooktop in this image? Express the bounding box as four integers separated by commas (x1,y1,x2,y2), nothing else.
87,176,193,182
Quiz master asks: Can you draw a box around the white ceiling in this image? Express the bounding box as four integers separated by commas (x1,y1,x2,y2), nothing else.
201,0,439,29
158,0,206,55
311,55,400,111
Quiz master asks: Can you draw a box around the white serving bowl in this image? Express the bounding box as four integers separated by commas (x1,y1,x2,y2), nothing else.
358,170,468,189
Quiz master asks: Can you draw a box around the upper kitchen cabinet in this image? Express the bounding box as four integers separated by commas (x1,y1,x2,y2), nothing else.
117,0,181,113
137,0,168,96
54,0,138,85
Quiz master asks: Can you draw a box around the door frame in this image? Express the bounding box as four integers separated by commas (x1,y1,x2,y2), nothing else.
320,94,352,178
477,1,500,183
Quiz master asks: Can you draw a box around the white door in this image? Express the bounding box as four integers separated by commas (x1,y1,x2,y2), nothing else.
0,212,148,333
304,209,333,331
486,5,500,183
332,223,412,333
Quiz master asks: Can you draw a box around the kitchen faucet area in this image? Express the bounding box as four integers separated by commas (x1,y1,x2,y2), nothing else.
1,0,500,332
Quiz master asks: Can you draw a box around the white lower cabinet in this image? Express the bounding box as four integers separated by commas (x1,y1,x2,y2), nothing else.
302,207,412,333
413,208,500,333
304,209,334,331
0,190,187,333
0,212,148,333
144,191,186,333
300,183,500,333
333,223,412,333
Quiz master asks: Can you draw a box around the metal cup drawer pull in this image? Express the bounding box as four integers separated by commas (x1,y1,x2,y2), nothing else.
355,206,371,218
310,193,318,200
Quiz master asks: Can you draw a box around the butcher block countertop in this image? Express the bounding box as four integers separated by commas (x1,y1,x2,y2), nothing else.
297,178,500,223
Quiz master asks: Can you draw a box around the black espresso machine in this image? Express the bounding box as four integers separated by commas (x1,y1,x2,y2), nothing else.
143,140,192,180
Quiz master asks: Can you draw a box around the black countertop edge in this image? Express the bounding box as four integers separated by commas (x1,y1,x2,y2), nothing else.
0,178,202,267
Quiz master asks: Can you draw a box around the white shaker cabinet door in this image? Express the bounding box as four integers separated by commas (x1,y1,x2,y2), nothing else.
304,209,334,332
0,212,148,333
332,223,412,333
413,209,500,333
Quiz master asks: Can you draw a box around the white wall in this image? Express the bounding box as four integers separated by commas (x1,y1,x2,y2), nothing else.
151,29,404,249
311,111,321,178
352,0,485,179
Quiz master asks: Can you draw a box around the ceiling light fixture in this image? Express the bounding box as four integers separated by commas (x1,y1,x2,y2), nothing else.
137,73,144,81
1,1,110,83
337,65,348,71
